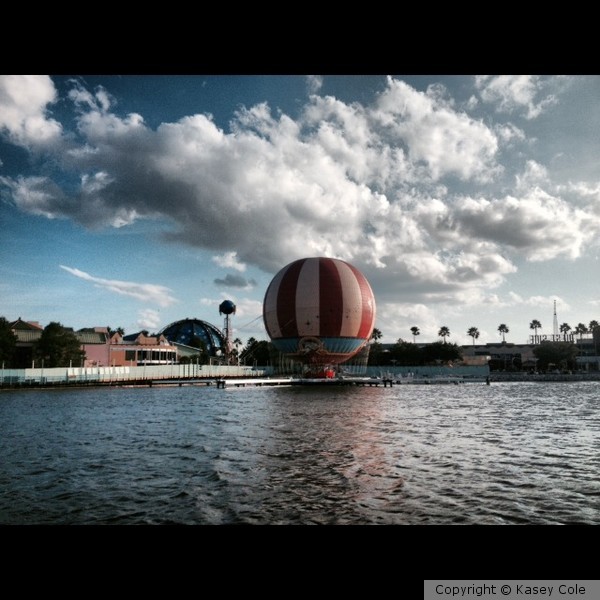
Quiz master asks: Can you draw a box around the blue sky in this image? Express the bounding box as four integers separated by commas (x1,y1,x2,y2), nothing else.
1,74,599,346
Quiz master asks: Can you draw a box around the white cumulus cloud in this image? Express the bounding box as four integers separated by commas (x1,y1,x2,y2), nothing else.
137,309,161,330
212,251,246,271
306,75,323,94
0,75,596,321
0,75,62,148
475,75,558,119
515,159,549,192
371,77,500,181
451,189,593,261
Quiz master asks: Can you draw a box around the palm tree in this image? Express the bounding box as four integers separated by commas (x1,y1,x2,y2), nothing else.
410,326,420,343
529,319,542,337
467,327,480,345
108,326,125,336
438,326,450,344
574,323,588,360
574,323,588,341
560,323,571,339
233,337,243,365
370,328,382,342
498,323,509,343
590,320,599,355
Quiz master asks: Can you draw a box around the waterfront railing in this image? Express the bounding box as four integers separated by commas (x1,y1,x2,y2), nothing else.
0,364,272,387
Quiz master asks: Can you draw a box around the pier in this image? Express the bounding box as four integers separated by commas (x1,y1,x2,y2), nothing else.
215,375,490,388
0,365,495,390
7,363,600,390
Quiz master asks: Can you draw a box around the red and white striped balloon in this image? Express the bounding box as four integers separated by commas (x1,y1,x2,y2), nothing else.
263,257,376,365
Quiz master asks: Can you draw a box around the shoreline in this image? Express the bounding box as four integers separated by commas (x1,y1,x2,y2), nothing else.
489,372,600,382
2,371,600,391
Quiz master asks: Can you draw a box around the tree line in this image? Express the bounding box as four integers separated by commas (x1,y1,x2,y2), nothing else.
2,316,598,370
0,318,86,368
370,319,599,371
371,318,600,347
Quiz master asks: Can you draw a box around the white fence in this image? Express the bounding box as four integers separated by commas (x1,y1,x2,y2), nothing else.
0,363,491,386
0,364,273,386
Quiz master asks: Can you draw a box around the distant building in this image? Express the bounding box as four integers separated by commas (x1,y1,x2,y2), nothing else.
378,338,597,371
462,334,600,371
8,320,178,367
9,318,44,367
461,342,536,371
110,331,177,366
460,354,491,367
159,318,227,359
570,330,600,371
77,327,111,366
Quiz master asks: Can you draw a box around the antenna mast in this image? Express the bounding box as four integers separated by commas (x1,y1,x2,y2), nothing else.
553,300,559,337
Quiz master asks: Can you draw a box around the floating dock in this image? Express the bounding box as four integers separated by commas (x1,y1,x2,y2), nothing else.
215,375,490,388
216,378,294,388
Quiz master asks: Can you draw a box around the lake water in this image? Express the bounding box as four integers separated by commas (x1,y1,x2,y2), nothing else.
1,381,598,525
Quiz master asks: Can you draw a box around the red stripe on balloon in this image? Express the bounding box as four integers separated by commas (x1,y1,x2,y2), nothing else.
319,258,344,337
262,272,280,339
348,262,376,339
276,258,305,338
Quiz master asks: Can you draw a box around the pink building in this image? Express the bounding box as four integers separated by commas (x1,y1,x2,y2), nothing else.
9,320,178,367
108,331,178,366
78,327,111,367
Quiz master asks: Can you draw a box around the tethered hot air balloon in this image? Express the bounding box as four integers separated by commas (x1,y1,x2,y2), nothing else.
263,257,376,377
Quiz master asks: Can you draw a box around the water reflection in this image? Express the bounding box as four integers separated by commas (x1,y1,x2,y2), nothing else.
0,382,599,524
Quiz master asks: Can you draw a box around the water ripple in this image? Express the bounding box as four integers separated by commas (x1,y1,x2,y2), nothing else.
0,382,599,524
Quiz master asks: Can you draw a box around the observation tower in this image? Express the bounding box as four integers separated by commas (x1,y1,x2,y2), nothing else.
219,300,237,360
